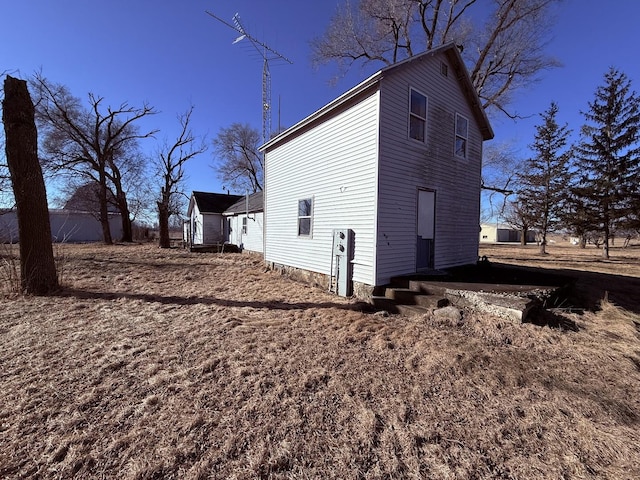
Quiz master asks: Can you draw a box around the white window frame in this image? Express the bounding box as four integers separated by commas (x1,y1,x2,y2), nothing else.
409,87,428,143
455,113,469,159
297,198,313,237
242,216,247,235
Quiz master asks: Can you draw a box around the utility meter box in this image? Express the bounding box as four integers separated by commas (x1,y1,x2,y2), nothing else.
331,228,353,297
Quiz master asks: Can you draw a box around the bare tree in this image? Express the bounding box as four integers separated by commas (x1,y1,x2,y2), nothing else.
155,106,207,248
212,123,263,193
480,141,520,219
2,75,58,294
31,73,157,243
312,0,561,117
503,198,536,245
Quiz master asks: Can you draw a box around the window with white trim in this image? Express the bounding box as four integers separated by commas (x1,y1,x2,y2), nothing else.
409,88,427,142
242,216,247,234
455,113,468,158
298,198,313,236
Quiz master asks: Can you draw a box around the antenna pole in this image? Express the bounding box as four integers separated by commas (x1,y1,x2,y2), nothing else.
206,10,292,145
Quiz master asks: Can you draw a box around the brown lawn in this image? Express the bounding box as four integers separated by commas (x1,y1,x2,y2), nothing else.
1,242,639,479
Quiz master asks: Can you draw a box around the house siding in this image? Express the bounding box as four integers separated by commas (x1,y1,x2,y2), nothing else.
375,53,483,284
226,212,264,253
264,91,380,286
191,203,204,245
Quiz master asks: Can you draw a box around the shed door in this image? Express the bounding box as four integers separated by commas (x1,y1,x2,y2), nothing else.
417,190,435,270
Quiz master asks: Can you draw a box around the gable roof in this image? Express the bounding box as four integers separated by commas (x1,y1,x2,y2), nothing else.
260,43,493,152
188,191,243,216
223,191,264,215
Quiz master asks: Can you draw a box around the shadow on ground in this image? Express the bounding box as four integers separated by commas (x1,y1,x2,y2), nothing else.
448,262,640,316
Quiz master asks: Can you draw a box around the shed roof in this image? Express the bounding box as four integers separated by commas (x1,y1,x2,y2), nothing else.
223,191,264,215
189,191,243,215
260,42,493,152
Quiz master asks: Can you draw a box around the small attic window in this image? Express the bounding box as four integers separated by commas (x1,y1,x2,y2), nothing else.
440,62,448,77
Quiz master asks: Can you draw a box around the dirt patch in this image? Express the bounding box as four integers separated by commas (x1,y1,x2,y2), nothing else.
1,243,639,479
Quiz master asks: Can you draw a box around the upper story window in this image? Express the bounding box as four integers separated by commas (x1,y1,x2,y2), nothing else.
409,88,427,142
298,198,313,236
440,62,449,77
455,113,469,158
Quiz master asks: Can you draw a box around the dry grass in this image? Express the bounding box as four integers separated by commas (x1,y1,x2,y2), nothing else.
1,243,639,479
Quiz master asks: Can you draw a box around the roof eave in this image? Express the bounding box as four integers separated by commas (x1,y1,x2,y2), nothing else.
260,71,382,152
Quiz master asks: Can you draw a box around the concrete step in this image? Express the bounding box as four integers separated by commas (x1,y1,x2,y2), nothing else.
371,296,430,316
408,280,448,296
385,288,449,308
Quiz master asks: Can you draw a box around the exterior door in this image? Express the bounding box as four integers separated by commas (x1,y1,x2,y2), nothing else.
417,190,435,270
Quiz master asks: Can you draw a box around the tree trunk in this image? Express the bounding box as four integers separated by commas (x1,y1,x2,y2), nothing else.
520,227,528,246
2,76,58,294
539,237,547,255
97,172,113,244
157,200,170,248
116,193,132,242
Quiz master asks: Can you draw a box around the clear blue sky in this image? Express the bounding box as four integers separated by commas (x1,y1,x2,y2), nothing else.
2,0,639,209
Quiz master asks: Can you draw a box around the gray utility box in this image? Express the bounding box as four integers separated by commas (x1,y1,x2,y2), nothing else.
331,228,354,297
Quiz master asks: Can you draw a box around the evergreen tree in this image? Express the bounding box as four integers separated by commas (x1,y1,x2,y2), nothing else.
517,102,572,254
573,68,640,259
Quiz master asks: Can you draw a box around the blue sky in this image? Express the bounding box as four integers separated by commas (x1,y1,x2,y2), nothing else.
2,0,640,209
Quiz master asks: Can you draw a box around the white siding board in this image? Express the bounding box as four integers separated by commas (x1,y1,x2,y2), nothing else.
225,212,264,253
265,91,380,285
375,53,483,284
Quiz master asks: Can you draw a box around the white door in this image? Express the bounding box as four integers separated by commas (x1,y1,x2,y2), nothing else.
417,190,435,270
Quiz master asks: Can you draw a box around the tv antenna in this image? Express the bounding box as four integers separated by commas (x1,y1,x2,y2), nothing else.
206,10,293,145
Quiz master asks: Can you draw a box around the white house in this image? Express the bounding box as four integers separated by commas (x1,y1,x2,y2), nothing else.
260,43,493,297
185,191,242,247
223,191,264,253
0,209,122,243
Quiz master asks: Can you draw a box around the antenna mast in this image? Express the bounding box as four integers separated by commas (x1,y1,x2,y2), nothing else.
206,10,293,145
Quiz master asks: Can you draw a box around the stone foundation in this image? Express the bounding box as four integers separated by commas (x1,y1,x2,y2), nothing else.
266,262,375,300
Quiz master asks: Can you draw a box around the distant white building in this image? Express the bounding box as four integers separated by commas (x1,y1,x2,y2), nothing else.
480,223,537,244
0,209,122,243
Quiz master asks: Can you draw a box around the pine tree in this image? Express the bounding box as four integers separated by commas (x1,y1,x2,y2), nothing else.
517,102,572,254
573,68,640,259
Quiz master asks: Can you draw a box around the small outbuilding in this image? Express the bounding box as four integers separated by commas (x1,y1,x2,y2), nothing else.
185,191,242,248
480,224,537,244
223,191,264,253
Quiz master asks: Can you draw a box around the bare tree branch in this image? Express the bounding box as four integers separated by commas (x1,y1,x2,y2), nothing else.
212,123,263,193
31,72,158,243
155,106,207,248
311,0,561,117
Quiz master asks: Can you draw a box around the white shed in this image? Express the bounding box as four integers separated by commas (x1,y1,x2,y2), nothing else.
260,43,493,296
223,191,264,253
